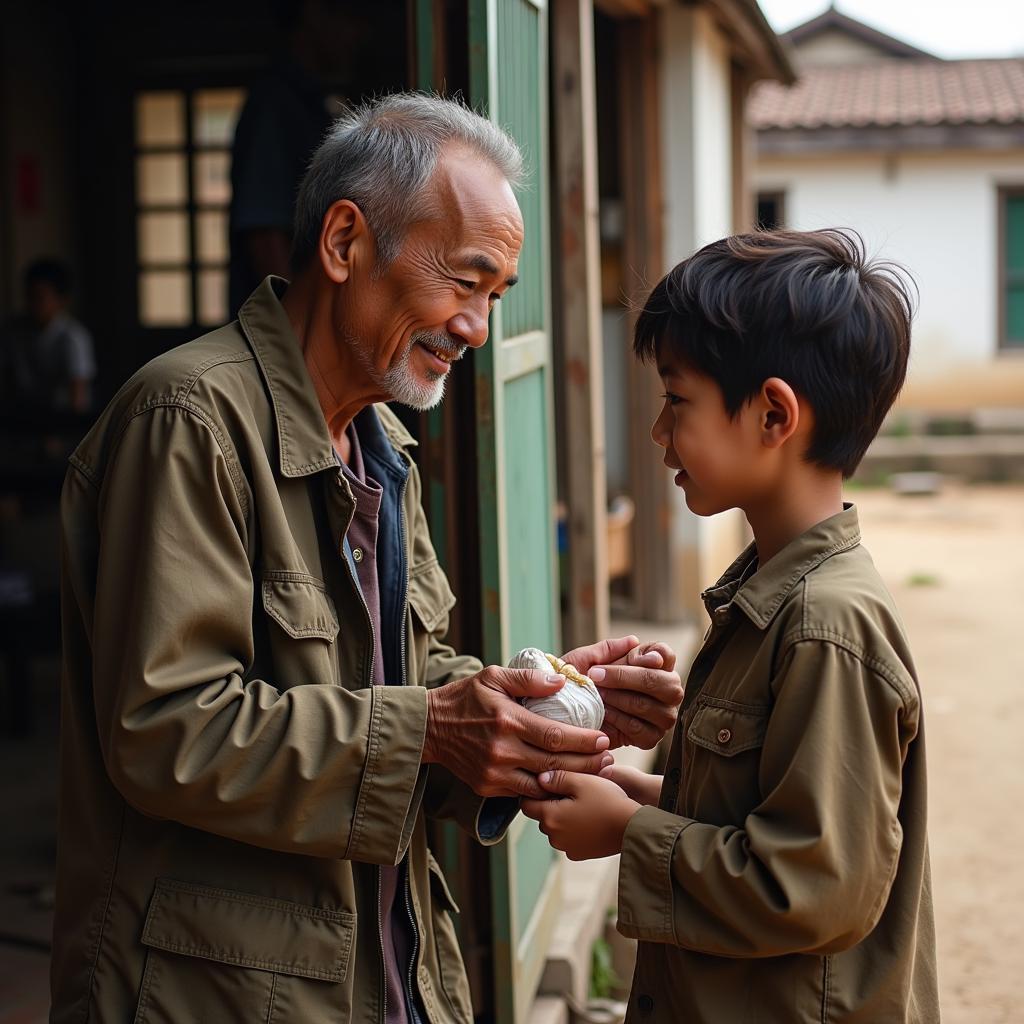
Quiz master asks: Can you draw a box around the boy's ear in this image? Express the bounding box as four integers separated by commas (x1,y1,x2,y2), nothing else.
759,377,800,449
318,200,371,285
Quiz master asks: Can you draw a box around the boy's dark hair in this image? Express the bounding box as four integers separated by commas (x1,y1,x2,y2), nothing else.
633,228,915,478
25,258,73,297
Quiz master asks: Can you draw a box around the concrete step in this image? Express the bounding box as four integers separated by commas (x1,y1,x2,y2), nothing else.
859,434,1024,483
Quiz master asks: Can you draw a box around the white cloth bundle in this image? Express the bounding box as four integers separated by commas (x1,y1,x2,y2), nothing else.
507,647,605,731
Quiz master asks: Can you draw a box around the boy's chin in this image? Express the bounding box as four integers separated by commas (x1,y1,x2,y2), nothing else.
682,490,732,518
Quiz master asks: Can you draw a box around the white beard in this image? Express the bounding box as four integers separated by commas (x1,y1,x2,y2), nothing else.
350,330,465,412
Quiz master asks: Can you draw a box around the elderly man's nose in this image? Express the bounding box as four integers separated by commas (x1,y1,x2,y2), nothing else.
448,307,490,349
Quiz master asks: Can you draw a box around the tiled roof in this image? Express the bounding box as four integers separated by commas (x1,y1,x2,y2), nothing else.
749,59,1024,131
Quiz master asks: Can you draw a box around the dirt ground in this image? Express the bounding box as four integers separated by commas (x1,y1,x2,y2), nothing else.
854,483,1024,1024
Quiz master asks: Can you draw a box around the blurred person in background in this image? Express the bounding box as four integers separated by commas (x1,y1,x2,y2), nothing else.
4,258,95,415
229,0,367,314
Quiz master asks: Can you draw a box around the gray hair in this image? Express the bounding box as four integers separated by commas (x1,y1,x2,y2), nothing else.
291,92,524,273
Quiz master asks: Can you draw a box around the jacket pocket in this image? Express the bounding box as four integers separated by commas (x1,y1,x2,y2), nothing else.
261,572,340,641
133,878,355,1024
408,560,456,634
426,853,474,1023
260,572,340,689
686,698,768,756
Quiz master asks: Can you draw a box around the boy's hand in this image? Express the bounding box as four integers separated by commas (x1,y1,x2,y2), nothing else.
599,761,664,806
521,770,641,861
560,636,684,750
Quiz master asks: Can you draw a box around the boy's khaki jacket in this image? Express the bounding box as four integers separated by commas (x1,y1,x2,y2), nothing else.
51,279,502,1023
617,507,939,1023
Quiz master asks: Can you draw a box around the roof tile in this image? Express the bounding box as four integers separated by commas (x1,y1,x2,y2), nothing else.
749,59,1024,130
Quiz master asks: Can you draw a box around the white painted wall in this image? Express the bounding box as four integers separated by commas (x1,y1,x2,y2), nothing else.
791,30,898,67
659,6,735,261
692,12,734,250
655,5,748,616
754,149,1024,378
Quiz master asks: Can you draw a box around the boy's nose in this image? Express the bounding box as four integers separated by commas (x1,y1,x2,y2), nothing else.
651,409,671,448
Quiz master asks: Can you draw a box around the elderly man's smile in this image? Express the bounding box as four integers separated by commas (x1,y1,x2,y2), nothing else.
413,332,467,374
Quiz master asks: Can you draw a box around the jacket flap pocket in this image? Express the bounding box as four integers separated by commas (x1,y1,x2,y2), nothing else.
426,852,460,914
408,560,457,634
261,573,339,642
141,878,355,982
687,700,768,757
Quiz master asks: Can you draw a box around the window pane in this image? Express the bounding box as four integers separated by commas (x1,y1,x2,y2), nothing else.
136,92,185,147
193,152,231,205
139,270,191,326
1007,196,1024,271
138,211,189,264
137,153,187,205
193,89,246,146
1008,286,1024,346
198,268,228,325
196,210,228,263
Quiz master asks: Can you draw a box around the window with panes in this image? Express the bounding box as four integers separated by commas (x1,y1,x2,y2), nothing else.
133,88,246,328
1002,188,1024,349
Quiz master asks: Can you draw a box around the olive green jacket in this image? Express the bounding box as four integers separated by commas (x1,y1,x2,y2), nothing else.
618,506,939,1023
51,278,506,1023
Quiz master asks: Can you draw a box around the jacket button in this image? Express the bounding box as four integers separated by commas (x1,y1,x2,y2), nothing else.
352,547,364,563
637,994,655,1014
717,728,732,744
669,767,681,783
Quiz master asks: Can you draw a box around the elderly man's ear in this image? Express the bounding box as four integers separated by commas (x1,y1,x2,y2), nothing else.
319,200,371,285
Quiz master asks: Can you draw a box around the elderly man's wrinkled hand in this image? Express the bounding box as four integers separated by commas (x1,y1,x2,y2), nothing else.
422,668,612,799
560,636,683,749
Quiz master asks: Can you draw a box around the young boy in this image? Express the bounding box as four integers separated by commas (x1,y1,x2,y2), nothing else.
523,229,938,1022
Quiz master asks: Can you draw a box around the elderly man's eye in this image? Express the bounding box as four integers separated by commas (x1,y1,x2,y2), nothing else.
454,278,476,291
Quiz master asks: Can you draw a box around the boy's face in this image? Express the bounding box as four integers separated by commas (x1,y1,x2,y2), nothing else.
651,352,766,517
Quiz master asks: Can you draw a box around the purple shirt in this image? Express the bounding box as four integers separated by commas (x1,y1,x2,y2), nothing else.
339,425,419,1024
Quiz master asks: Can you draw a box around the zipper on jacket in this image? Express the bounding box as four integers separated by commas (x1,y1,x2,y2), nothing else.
377,868,388,1024
403,868,423,1024
397,467,422,1023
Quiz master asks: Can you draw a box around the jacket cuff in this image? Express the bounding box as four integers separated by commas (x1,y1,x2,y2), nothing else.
424,767,519,845
616,805,690,944
476,796,520,844
346,685,428,865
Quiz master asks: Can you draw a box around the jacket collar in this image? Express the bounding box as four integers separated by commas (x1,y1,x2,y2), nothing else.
704,503,862,630
237,276,416,477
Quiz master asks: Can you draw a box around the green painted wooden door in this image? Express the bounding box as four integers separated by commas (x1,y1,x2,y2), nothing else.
415,0,561,1018
469,1,562,1020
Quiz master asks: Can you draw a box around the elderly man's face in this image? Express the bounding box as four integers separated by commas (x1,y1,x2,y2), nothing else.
343,146,524,410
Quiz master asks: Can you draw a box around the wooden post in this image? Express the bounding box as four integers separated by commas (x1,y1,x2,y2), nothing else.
618,13,674,622
731,62,755,232
551,0,609,649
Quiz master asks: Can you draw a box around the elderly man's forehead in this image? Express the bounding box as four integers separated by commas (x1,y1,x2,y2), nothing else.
429,147,521,216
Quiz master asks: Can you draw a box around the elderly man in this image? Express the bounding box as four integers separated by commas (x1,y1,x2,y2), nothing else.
51,94,683,1024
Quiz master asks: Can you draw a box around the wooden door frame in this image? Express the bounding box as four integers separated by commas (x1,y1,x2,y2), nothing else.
550,0,610,652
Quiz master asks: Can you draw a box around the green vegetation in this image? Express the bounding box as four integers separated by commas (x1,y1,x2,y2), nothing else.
590,936,621,1000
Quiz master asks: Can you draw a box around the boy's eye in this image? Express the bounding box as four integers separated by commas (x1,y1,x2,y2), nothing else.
660,392,684,406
